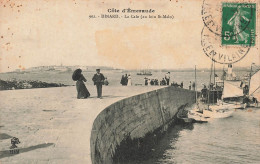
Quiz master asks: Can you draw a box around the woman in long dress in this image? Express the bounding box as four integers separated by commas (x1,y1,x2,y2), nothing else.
72,69,90,99
127,74,132,86
227,6,250,43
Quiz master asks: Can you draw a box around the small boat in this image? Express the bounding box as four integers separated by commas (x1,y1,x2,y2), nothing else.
229,67,260,109
177,107,194,123
188,109,210,122
188,63,235,121
224,102,247,109
222,64,259,109
137,70,152,76
203,104,234,118
190,85,235,120
188,102,234,121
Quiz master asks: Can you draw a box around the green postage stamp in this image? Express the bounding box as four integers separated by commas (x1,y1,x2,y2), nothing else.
222,3,256,46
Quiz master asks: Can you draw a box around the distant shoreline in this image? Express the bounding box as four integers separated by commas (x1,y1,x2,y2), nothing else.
0,65,253,74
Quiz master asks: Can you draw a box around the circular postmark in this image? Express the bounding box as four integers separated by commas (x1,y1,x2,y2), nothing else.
201,26,251,64
202,0,255,37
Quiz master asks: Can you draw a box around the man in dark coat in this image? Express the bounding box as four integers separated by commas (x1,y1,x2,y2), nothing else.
124,74,128,85
120,75,125,85
92,69,105,98
180,82,183,88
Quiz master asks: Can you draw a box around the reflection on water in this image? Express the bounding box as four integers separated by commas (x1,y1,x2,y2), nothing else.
122,124,194,164
128,109,260,164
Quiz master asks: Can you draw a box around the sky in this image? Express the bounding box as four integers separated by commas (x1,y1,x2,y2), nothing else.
0,0,259,72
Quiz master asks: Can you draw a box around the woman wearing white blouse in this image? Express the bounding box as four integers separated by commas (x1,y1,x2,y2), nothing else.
127,74,132,86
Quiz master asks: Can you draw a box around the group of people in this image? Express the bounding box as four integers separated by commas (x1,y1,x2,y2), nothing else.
144,78,160,86
144,78,176,86
144,72,171,86
72,68,107,99
120,74,132,86
171,81,183,88
73,70,190,99
188,81,196,90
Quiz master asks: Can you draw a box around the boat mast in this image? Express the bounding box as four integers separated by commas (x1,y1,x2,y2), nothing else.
221,64,225,103
213,61,215,103
222,65,225,84
213,61,216,85
208,59,214,108
195,65,197,103
248,63,253,95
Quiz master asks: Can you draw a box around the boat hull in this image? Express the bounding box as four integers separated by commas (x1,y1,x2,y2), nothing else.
203,109,233,118
188,110,210,122
188,103,234,121
136,73,152,76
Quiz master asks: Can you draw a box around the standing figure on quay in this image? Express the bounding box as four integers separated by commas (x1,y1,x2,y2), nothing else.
165,72,170,85
92,69,105,98
72,69,90,99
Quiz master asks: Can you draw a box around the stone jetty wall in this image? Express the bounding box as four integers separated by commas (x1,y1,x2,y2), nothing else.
90,87,196,164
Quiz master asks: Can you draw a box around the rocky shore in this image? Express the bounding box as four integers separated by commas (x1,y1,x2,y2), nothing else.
0,79,67,90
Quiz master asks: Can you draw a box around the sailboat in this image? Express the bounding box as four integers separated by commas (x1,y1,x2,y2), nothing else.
189,96,234,120
247,69,260,107
188,63,234,121
188,66,211,122
221,81,247,109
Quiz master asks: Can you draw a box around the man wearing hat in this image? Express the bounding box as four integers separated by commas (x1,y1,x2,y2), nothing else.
92,69,105,98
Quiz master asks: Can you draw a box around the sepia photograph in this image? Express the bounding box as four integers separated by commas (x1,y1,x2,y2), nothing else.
0,0,259,163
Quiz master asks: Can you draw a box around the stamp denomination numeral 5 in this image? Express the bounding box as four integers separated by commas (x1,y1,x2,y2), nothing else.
223,31,233,41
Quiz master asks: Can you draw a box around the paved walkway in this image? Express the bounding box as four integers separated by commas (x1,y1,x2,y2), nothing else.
0,86,164,163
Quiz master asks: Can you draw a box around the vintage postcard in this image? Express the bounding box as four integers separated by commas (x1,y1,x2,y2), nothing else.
0,0,259,163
